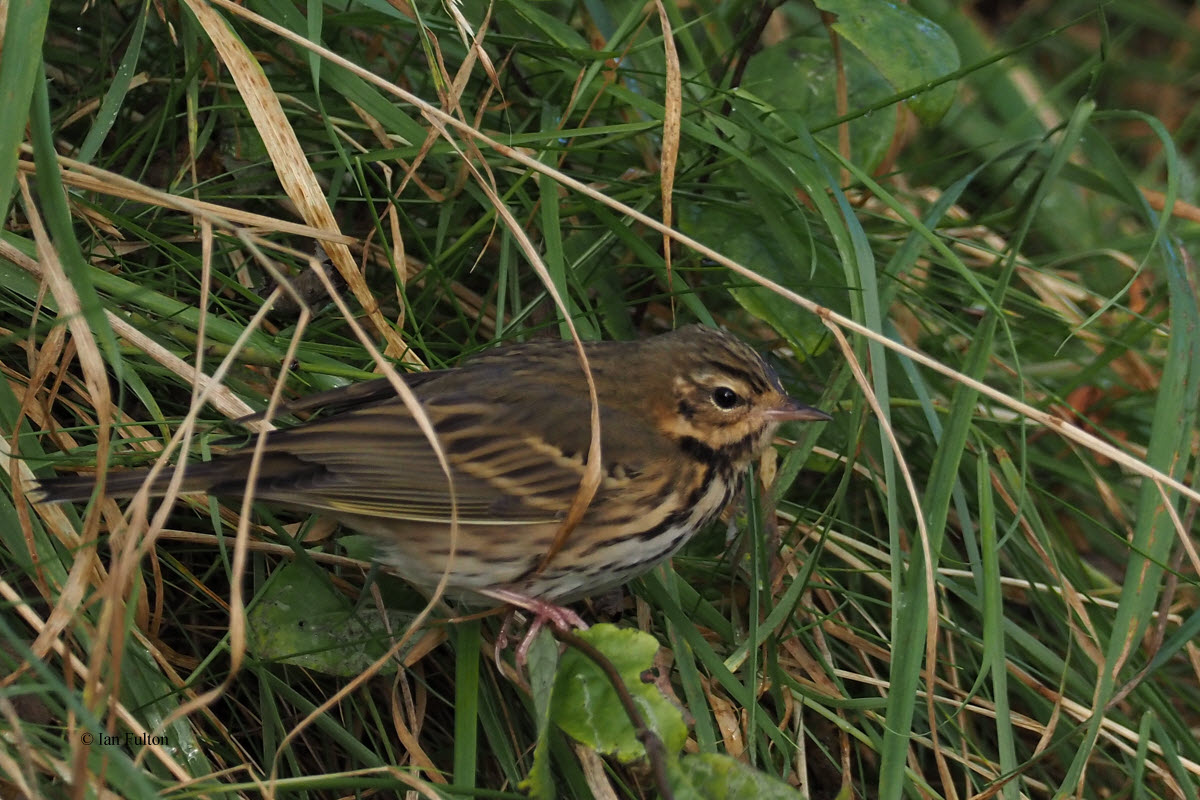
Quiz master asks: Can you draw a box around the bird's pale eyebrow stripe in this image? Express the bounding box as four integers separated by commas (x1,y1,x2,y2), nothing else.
701,359,768,394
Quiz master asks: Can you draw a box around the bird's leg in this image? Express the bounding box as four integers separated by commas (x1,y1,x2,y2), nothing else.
483,588,588,666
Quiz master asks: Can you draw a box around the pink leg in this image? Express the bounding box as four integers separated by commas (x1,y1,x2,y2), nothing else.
482,588,589,666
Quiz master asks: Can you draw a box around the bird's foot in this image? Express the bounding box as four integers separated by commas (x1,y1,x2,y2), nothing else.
484,588,588,667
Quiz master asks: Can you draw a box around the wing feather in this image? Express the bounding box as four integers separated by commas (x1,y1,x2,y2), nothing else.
232,377,657,525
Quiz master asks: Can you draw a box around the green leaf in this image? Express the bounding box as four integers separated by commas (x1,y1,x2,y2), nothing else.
670,752,807,798
549,624,687,762
739,37,896,171
816,0,960,125
679,199,839,356
247,560,415,676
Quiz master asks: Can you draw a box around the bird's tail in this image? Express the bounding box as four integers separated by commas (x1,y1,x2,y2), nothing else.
31,459,245,504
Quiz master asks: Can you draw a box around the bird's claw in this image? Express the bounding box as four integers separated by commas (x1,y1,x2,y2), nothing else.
484,588,588,667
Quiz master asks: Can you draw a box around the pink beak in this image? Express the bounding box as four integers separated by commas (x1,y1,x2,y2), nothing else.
764,397,832,422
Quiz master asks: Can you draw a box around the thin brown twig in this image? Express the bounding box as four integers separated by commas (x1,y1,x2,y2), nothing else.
553,627,676,800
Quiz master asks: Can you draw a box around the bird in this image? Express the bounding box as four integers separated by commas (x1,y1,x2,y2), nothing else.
33,325,829,608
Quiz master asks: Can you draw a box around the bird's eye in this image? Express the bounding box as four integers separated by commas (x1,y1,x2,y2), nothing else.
711,386,741,410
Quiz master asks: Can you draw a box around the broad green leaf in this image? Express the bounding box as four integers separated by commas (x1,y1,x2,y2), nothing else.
549,624,687,762
816,0,959,125
247,559,415,676
679,200,840,356
739,37,896,171
670,752,807,798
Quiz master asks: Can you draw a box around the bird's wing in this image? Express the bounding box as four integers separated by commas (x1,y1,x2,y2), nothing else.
217,380,655,526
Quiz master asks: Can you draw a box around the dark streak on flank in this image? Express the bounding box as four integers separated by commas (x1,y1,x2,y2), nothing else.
577,502,687,556
632,507,691,545
579,462,718,556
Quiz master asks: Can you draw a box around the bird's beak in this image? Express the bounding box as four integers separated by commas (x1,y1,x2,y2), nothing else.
764,396,832,422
